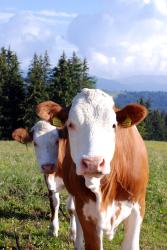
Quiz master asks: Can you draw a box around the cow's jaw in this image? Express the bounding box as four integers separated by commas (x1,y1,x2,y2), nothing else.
32,121,59,173
84,176,102,195
67,88,117,185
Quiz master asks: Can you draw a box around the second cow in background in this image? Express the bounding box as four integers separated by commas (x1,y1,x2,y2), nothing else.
12,107,76,241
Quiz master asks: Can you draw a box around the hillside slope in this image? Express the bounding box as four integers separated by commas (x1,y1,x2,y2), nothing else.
114,91,167,111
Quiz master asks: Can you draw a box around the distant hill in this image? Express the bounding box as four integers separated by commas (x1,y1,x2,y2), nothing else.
114,91,167,112
96,78,125,91
97,75,167,91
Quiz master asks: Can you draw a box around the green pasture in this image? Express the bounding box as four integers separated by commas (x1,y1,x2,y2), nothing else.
0,141,167,249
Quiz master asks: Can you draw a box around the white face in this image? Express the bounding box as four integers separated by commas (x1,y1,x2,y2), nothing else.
32,121,59,173
67,89,117,177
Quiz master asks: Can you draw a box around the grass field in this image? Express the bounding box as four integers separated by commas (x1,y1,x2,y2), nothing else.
0,141,167,250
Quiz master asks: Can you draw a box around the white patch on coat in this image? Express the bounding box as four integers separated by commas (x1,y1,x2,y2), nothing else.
49,192,60,237
46,175,64,192
85,176,101,195
74,213,84,249
32,120,59,169
67,88,117,176
83,199,100,223
122,203,143,250
101,201,133,240
66,195,76,241
82,198,140,245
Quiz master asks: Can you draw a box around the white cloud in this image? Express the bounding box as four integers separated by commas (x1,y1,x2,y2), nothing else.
67,0,167,78
38,10,77,18
0,10,77,69
0,1,167,79
153,0,167,15
0,12,14,23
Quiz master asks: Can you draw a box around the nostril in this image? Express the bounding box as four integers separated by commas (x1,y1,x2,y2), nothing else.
99,158,105,168
81,159,89,169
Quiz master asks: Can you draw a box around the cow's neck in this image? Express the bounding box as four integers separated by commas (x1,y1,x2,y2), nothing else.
84,174,117,210
84,176,102,207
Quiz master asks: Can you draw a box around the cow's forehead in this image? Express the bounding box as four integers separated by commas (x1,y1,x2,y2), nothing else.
72,88,115,107
32,120,58,136
69,88,115,123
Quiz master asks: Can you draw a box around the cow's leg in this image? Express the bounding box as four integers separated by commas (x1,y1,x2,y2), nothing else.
81,221,102,250
122,203,143,250
44,174,64,237
74,214,84,250
48,190,60,236
75,208,102,250
66,195,76,242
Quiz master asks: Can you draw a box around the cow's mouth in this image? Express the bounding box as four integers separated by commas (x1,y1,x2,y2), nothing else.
84,175,102,193
76,167,105,178
83,171,103,178
41,164,56,174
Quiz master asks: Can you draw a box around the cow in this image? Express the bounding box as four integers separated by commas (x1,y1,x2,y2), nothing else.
36,88,149,250
12,110,76,240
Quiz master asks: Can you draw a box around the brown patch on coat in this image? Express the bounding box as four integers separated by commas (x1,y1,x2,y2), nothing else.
101,126,148,212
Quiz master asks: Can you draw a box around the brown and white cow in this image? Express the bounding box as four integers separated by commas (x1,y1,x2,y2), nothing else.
37,88,149,250
12,110,76,240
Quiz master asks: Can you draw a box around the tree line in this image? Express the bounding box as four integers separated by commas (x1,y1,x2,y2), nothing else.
0,47,95,139
116,91,167,112
137,98,167,141
0,47,167,141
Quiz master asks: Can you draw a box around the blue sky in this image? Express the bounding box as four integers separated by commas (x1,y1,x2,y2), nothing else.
1,0,104,14
0,0,167,79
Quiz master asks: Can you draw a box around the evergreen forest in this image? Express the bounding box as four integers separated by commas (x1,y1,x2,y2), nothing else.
0,48,95,139
0,47,167,141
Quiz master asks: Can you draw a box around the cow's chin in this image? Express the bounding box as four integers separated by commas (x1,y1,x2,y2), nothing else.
40,169,55,174
76,165,111,177
76,164,111,194
76,168,104,177
84,176,102,194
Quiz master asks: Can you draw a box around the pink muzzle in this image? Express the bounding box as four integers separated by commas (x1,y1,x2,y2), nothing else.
41,164,56,174
80,156,105,176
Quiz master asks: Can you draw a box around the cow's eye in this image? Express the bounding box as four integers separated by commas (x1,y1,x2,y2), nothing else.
68,122,75,130
112,124,116,129
56,140,59,145
34,142,37,147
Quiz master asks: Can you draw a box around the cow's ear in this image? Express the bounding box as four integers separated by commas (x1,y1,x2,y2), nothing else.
36,101,69,126
116,104,148,128
12,128,33,144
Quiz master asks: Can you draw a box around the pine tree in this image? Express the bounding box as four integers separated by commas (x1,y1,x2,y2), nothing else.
24,53,50,128
50,52,96,106
49,52,72,106
43,51,51,88
0,47,25,139
137,98,167,140
68,53,95,93
81,58,96,89
0,48,8,137
68,52,83,93
137,98,152,139
149,110,167,140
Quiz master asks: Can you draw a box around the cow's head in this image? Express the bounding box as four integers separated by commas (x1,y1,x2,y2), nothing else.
36,89,147,179
12,101,63,174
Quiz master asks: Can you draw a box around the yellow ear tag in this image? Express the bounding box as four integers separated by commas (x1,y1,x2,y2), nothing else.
122,117,132,127
52,117,63,127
